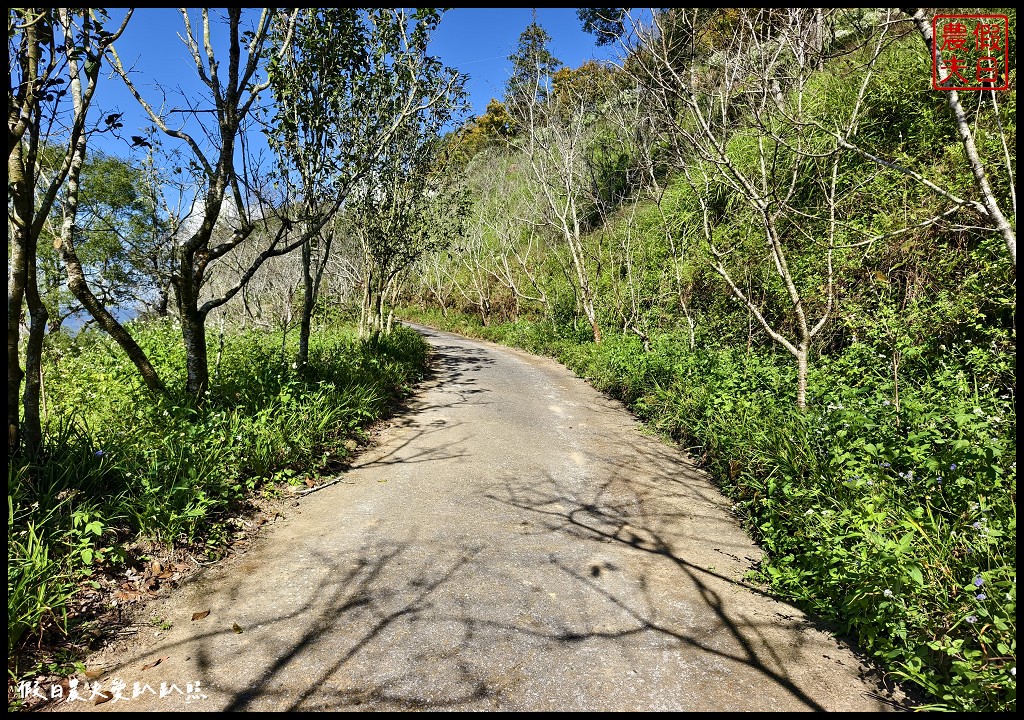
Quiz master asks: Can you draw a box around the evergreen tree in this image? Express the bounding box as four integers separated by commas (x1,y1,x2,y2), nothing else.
504,13,563,121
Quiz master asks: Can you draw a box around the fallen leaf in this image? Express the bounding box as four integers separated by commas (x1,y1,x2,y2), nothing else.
191,610,210,621
377,479,387,483
94,691,113,705
141,656,169,671
84,668,105,680
232,622,243,634
157,570,175,579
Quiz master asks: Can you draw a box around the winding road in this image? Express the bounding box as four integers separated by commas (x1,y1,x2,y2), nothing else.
65,323,904,712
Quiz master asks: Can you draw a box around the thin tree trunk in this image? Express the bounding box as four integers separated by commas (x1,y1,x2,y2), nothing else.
907,8,1016,266
157,289,170,317
64,258,165,393
57,122,165,394
7,145,29,457
360,263,374,339
22,239,48,456
582,292,601,343
377,289,385,336
795,346,808,410
297,237,313,367
372,273,386,341
568,237,601,343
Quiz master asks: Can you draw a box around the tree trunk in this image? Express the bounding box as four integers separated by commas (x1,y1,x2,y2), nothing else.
583,295,601,343
155,290,170,317
567,235,601,344
359,296,367,338
359,263,373,339
795,345,809,411
22,240,47,457
297,238,313,367
680,298,696,351
7,149,29,457
371,273,386,341
480,297,491,326
181,306,210,398
64,260,165,394
57,120,165,395
174,245,212,398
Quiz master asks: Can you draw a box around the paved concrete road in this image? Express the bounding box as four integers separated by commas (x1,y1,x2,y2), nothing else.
62,324,904,712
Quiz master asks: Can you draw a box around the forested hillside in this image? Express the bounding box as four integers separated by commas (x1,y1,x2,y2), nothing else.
8,8,1014,712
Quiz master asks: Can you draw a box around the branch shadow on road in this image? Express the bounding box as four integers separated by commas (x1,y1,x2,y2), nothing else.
476,452,905,711
344,338,497,471
79,444,903,711
217,538,499,711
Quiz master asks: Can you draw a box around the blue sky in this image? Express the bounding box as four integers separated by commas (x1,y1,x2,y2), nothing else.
428,8,621,117
95,7,621,155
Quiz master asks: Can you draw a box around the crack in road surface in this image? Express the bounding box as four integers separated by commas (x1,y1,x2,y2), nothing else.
62,324,904,712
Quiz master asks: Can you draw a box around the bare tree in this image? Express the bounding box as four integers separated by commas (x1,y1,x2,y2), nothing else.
606,74,700,349
453,207,497,326
109,8,305,397
622,9,873,407
416,250,458,319
479,154,551,322
510,69,608,343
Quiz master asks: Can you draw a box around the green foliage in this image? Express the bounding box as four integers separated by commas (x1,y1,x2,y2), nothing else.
36,148,168,330
8,318,428,659
505,17,563,123
577,8,626,46
445,99,515,166
8,495,76,656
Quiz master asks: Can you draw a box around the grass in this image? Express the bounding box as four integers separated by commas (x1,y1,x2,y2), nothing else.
8,317,429,693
